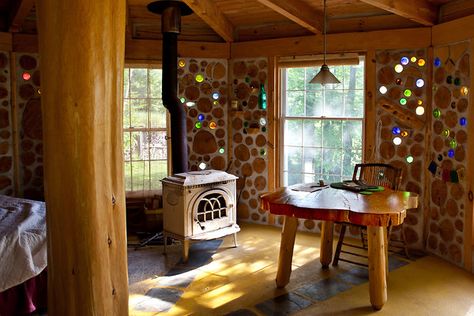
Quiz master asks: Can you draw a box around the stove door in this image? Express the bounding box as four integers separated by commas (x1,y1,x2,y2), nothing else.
191,188,234,235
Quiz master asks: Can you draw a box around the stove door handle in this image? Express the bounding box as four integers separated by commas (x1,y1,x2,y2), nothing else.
194,218,206,230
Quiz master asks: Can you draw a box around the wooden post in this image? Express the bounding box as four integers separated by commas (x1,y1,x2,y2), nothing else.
276,215,298,287
320,220,334,267
36,1,128,315
367,226,387,310
364,49,376,162
464,39,474,272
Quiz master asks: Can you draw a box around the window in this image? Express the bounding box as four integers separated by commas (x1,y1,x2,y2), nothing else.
280,58,365,186
123,67,168,193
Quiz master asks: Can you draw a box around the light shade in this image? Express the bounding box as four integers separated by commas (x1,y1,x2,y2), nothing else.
309,64,340,85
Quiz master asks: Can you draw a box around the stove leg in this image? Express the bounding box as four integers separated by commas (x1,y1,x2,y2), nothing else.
183,239,190,263
233,233,238,247
163,232,168,255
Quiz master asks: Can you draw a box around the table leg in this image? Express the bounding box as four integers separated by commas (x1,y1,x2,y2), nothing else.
320,220,334,268
276,215,298,288
367,226,387,310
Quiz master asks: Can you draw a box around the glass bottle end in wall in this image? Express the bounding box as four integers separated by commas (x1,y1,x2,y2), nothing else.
258,83,267,110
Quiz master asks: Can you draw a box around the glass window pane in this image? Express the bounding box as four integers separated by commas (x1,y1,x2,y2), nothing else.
322,148,342,176
344,89,364,118
323,120,342,148
343,149,362,179
130,99,148,128
306,68,322,91
148,131,167,160
287,172,303,186
284,120,303,146
150,160,167,189
284,146,302,173
286,91,305,116
303,120,322,147
305,90,323,117
286,68,305,91
303,147,322,174
323,89,344,117
304,173,317,184
282,171,289,186
343,121,362,150
130,131,145,160
123,67,167,192
149,69,162,98
123,69,130,98
150,98,166,128
130,68,148,98
123,132,131,161
281,62,364,186
131,161,147,191
355,62,365,90
124,161,132,191
123,99,130,129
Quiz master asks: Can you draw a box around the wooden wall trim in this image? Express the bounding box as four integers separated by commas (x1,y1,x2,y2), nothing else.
364,49,376,162
267,56,278,225
13,28,431,60
0,32,12,51
231,27,431,58
432,14,474,46
464,39,474,272
12,33,37,52
422,46,434,252
125,39,230,60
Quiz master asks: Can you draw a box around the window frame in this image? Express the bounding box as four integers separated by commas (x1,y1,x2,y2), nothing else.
278,57,366,186
123,64,171,197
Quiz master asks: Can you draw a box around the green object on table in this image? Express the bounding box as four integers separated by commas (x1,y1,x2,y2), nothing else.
359,191,373,195
364,186,385,192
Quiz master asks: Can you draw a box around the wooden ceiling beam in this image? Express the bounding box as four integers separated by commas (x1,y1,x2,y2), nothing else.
256,0,322,34
182,0,234,42
8,0,35,32
359,0,437,26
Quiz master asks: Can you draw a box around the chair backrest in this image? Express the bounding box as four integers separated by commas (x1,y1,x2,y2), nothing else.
352,163,402,190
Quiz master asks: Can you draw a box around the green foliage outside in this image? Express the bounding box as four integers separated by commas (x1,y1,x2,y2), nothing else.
282,61,365,185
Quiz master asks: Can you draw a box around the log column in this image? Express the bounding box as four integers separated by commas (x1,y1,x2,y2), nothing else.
36,1,128,315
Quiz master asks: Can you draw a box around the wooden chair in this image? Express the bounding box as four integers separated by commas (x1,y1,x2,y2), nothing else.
332,163,406,267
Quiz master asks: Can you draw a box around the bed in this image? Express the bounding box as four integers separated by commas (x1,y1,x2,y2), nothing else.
0,195,48,315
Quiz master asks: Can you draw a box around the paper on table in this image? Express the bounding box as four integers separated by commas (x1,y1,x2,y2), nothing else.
290,183,329,192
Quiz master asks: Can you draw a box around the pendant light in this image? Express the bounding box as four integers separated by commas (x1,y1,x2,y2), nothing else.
309,0,340,85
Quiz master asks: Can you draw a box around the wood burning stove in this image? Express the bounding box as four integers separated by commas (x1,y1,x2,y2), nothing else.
162,170,240,261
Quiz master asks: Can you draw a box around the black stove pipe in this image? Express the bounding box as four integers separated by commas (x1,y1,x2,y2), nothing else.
148,1,192,174
162,31,188,174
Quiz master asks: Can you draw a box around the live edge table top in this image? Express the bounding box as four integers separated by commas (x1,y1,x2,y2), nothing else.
260,187,419,227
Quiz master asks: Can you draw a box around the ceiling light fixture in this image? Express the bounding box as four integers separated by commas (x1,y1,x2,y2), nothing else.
309,0,340,85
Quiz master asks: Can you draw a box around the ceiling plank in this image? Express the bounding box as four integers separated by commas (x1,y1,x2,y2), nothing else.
182,0,234,42
359,0,437,26
256,0,322,34
9,0,35,32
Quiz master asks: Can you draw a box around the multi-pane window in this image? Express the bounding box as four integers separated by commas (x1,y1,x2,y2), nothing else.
123,67,168,192
280,58,365,186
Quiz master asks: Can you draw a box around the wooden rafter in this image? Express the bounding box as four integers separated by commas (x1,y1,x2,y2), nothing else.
182,0,234,42
257,0,322,34
359,0,437,26
8,0,35,32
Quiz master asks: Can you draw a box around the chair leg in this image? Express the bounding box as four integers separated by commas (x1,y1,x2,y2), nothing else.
400,224,410,259
360,227,367,249
332,224,347,266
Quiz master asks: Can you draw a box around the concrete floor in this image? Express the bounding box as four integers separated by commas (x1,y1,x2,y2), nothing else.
128,222,474,316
